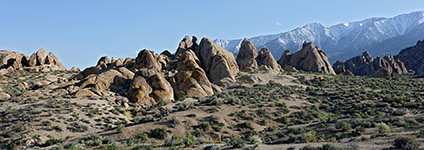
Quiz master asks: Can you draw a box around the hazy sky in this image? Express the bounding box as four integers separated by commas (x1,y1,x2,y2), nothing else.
1,0,424,69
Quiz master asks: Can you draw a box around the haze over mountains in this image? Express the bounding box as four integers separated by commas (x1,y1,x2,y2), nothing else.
215,11,424,63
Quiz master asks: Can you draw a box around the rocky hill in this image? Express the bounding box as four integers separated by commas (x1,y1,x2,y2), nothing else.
0,36,423,150
278,42,335,75
395,40,424,75
333,52,408,77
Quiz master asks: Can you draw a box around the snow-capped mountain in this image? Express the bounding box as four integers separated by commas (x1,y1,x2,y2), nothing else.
214,11,424,63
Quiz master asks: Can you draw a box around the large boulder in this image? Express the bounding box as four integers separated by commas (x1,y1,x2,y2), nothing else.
27,48,66,71
176,36,199,57
236,38,258,72
94,69,126,91
134,50,161,71
395,40,424,75
96,56,111,69
333,51,408,76
0,50,28,73
197,37,239,83
171,50,214,99
256,48,282,72
279,42,335,74
129,76,155,107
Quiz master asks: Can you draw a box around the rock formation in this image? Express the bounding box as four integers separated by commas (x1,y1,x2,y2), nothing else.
333,51,408,77
197,37,239,83
256,48,283,72
237,38,258,72
171,50,214,99
395,40,424,75
0,48,66,75
278,42,335,74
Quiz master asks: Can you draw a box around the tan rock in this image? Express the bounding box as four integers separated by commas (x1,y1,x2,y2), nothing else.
197,37,239,83
256,48,282,72
0,92,11,100
81,67,100,78
18,82,30,90
146,73,174,103
96,56,111,69
117,67,135,79
134,50,161,71
129,75,155,107
237,38,258,72
173,50,213,99
279,42,335,74
75,88,97,98
93,69,124,91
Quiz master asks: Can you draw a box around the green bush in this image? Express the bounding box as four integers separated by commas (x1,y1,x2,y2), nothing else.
150,128,167,139
393,137,419,150
301,131,317,143
164,134,183,146
376,122,390,133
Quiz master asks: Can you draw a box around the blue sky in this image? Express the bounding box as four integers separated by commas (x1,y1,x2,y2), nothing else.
1,0,424,69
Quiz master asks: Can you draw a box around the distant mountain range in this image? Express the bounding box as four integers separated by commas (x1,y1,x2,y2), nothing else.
214,11,424,63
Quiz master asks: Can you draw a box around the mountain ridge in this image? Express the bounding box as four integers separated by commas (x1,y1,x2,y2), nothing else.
214,11,424,63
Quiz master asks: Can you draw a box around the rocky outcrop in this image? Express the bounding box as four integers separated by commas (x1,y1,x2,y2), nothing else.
176,36,199,57
129,75,155,106
0,48,66,75
171,50,214,99
0,50,28,73
28,48,67,71
278,42,335,74
333,51,408,76
127,50,174,106
237,38,258,72
395,40,424,75
197,37,239,83
256,48,282,72
134,50,161,71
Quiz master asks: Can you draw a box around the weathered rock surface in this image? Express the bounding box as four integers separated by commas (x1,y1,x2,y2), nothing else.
75,88,96,98
256,48,282,72
0,92,11,100
197,37,239,83
333,51,408,76
128,75,155,106
0,48,66,74
237,38,258,72
171,50,213,99
0,50,29,74
278,42,335,74
134,50,161,71
395,40,424,75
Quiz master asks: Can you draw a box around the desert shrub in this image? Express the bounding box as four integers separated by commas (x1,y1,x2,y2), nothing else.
393,137,419,150
135,133,148,142
39,138,62,147
132,145,154,150
415,129,424,137
134,115,154,124
85,139,102,147
184,134,198,147
203,145,221,150
170,116,180,127
199,122,209,131
67,122,88,132
376,122,390,133
335,121,352,132
164,134,183,146
301,131,317,143
228,137,245,148
249,135,263,144
150,128,167,139
102,137,114,144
